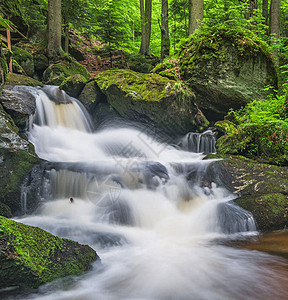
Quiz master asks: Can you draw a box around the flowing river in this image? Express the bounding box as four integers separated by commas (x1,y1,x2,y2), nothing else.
6,86,288,299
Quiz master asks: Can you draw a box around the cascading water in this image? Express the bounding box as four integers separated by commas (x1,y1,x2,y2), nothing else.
8,85,288,300
180,130,216,153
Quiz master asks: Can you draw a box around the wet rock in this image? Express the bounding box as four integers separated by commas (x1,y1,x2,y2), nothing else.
78,80,105,112
0,103,39,214
0,216,99,289
0,85,37,132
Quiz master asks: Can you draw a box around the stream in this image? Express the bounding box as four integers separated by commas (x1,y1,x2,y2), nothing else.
5,86,288,300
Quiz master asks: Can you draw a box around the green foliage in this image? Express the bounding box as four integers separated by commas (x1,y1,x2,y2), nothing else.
216,88,288,165
170,0,189,51
204,0,268,40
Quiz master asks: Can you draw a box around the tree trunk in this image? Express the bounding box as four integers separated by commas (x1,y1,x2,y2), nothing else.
161,0,170,59
249,0,256,18
269,0,280,66
139,0,152,55
63,11,69,53
48,0,63,62
262,0,269,26
189,0,203,35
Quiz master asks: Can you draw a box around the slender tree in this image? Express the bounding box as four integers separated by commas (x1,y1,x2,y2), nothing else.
262,0,269,26
48,0,63,62
189,0,203,35
139,0,152,55
269,0,280,66
161,0,169,59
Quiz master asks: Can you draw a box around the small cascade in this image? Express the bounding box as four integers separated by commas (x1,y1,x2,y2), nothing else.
180,130,216,153
20,186,27,214
29,85,94,132
14,85,288,300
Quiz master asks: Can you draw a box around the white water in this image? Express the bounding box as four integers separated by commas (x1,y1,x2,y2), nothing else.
10,86,288,299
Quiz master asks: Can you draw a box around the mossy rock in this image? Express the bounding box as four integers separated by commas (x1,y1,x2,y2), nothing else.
0,217,99,289
0,103,39,214
178,25,278,120
95,69,208,136
5,73,43,88
43,57,91,86
59,74,87,98
206,154,288,231
12,46,34,77
236,193,288,232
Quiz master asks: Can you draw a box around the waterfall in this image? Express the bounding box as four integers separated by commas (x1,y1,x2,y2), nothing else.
12,85,288,300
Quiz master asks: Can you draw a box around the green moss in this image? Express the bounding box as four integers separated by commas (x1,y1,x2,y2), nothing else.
12,46,33,62
5,73,43,87
0,217,98,288
152,59,180,81
12,59,26,75
96,69,178,103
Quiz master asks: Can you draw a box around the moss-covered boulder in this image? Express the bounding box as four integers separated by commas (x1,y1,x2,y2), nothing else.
178,25,278,120
59,74,87,98
209,154,288,231
12,46,35,77
0,103,39,215
0,217,99,289
43,57,92,86
95,69,208,135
